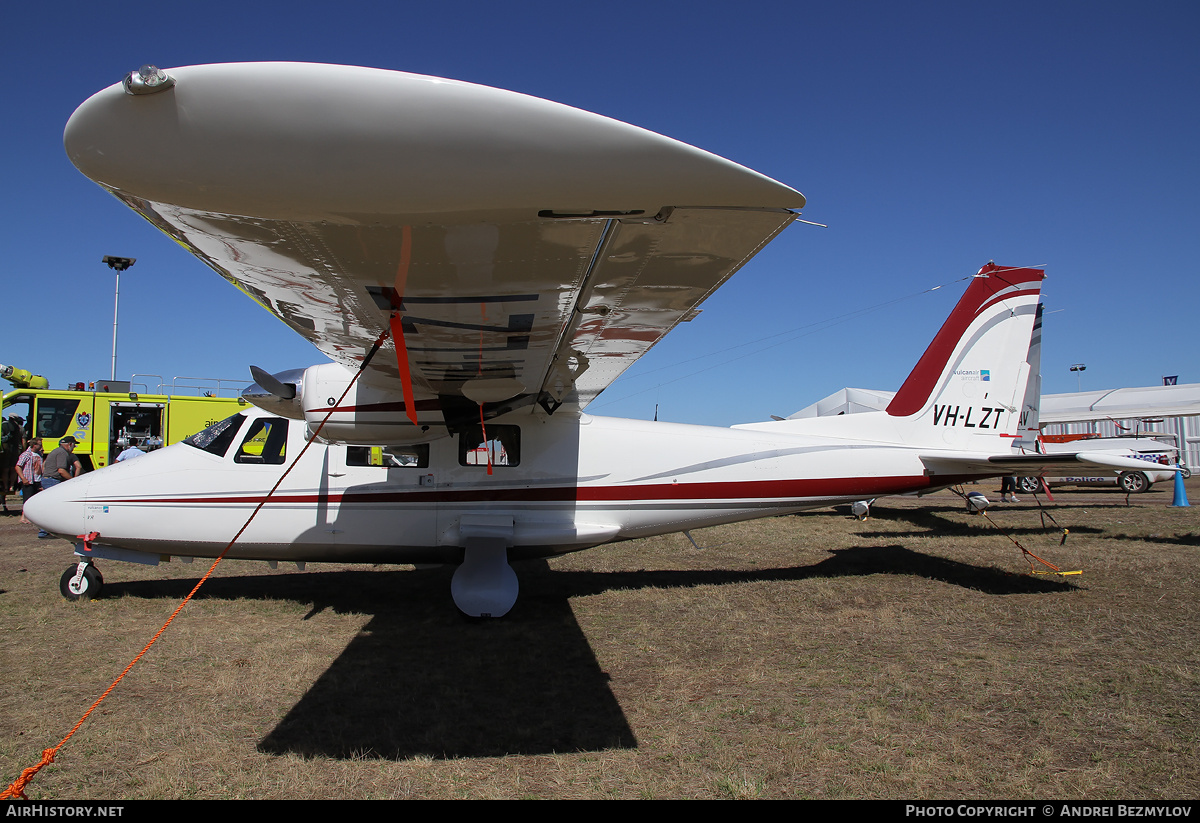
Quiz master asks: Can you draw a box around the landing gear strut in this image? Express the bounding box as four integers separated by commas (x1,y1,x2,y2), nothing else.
60,560,103,601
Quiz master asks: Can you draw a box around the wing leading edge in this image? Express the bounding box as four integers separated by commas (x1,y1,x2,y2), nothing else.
65,63,805,427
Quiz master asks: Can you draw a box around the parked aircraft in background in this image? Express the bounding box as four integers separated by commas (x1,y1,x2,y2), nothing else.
1020,436,1179,494
27,63,1167,616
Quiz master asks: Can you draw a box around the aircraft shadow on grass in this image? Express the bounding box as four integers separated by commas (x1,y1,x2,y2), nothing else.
828,503,1107,540
100,542,1074,761
1104,532,1200,547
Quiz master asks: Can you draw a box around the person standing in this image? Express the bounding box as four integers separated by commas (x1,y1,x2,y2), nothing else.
1,413,25,509
1000,475,1020,503
42,436,82,486
116,439,147,462
38,436,82,537
16,438,44,525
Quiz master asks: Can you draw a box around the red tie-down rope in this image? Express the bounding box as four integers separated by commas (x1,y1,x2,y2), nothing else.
389,312,419,427
2,327,391,800
480,402,493,475
390,225,418,428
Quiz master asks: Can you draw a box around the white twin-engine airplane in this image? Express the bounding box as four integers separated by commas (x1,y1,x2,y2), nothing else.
29,63,1161,616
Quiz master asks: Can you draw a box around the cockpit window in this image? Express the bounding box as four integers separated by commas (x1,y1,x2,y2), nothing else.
182,413,245,457
234,418,289,465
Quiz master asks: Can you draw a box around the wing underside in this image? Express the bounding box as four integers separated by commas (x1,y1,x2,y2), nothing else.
122,197,796,414
66,63,806,421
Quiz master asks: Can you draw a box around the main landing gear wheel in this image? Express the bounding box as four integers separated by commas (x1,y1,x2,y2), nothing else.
60,563,103,601
1118,472,1149,493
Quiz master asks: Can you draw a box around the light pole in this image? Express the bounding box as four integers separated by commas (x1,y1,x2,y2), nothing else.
1070,363,1086,392
103,256,136,382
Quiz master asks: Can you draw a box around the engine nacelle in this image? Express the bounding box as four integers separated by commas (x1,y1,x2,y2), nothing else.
242,367,306,420
245,363,443,445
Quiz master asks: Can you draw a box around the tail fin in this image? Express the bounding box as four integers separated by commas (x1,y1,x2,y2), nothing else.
886,263,1045,448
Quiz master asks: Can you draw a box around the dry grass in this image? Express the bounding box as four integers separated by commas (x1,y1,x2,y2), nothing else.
2,480,1197,799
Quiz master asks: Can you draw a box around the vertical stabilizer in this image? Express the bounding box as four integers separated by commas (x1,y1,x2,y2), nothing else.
886,263,1045,449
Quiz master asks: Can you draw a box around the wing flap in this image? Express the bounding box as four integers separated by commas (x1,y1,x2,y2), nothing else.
549,208,797,407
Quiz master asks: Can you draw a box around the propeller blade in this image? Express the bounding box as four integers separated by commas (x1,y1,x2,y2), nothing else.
249,365,297,400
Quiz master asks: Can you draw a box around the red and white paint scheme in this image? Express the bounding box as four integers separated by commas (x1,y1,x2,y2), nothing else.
29,64,1164,615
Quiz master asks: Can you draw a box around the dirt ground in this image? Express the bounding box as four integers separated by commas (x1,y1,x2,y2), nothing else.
2,478,1197,799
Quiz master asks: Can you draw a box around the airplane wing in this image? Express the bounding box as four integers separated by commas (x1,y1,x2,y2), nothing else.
65,63,804,425
920,451,1180,477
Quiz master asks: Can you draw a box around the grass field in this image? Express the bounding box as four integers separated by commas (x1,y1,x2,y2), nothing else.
2,480,1197,799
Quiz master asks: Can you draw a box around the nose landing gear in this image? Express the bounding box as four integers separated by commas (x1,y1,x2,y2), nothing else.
60,560,103,601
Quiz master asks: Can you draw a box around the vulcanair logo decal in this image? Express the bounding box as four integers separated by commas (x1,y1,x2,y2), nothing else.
953,369,990,382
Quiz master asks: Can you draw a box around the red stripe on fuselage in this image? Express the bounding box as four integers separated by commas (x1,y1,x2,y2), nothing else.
88,474,976,507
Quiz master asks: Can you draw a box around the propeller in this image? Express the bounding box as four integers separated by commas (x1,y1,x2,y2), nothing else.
249,365,297,400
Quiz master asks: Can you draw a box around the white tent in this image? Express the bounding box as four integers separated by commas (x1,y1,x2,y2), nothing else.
786,387,894,419
789,383,1200,467
1039,384,1200,423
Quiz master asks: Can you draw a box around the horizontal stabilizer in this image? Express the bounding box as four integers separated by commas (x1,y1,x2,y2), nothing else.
1073,451,1180,472
920,451,1179,478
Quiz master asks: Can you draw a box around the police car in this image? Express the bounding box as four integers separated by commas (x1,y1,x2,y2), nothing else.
1018,436,1180,494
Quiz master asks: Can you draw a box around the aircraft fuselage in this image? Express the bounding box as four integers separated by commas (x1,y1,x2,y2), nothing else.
27,409,962,565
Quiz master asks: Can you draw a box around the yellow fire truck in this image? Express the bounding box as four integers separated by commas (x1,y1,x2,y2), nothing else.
2,364,248,471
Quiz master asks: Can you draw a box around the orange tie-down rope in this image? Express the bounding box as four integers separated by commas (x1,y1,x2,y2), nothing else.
978,511,1079,576
3,329,390,800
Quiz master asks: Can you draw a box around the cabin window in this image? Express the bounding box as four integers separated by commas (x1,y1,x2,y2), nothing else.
347,444,430,468
233,417,289,465
183,413,245,457
35,398,81,438
458,424,519,468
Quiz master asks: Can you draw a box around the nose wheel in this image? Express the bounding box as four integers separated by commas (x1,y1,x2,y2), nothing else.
60,561,103,601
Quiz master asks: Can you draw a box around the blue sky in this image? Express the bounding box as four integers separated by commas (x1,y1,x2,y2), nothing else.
4,1,1197,426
